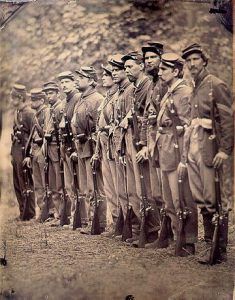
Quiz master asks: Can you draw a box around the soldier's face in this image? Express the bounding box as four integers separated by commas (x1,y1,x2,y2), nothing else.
31,98,44,110
11,94,22,107
158,63,176,85
144,51,160,72
111,67,126,84
185,53,206,79
45,90,58,106
76,75,90,91
60,78,76,94
102,72,113,88
124,59,143,83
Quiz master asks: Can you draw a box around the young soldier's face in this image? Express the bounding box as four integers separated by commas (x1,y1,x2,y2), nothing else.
144,51,160,72
11,94,22,107
76,75,91,91
124,59,143,83
185,53,206,79
60,78,76,94
45,90,58,106
102,72,113,88
31,98,44,110
158,63,175,85
111,66,126,84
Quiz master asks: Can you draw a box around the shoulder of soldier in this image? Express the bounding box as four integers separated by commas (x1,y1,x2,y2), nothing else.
91,91,105,102
209,74,228,89
174,81,192,96
22,104,35,118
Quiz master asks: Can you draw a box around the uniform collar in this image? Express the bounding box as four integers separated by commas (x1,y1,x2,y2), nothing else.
135,75,149,91
118,79,131,93
81,87,96,99
194,68,209,88
66,89,79,102
167,78,184,94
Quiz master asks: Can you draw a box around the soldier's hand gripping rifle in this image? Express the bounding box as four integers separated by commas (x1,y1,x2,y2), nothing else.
166,99,190,256
54,112,70,226
132,107,152,248
40,140,52,222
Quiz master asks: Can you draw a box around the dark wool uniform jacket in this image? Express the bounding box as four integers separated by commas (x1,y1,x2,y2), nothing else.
73,88,104,159
11,103,35,157
156,79,192,172
182,69,234,166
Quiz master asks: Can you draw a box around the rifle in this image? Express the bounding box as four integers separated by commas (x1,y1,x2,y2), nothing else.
166,98,189,256
72,160,82,230
53,111,70,226
209,169,223,264
91,160,101,235
40,140,52,222
22,167,34,221
132,107,152,248
122,156,132,241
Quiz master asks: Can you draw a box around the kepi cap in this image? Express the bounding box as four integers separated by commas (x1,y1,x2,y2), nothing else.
11,84,27,98
142,41,164,56
108,54,125,69
101,64,112,76
122,51,143,63
43,81,60,92
182,43,204,59
75,66,98,81
30,88,46,101
57,71,75,81
161,53,184,68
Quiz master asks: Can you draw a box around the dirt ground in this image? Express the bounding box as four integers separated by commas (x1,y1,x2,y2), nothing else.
0,203,234,300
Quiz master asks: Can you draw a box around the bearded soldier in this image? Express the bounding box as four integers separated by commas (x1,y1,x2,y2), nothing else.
91,64,119,236
72,66,106,233
154,53,198,256
10,84,35,220
43,81,65,221
23,88,47,220
120,51,160,246
179,43,233,263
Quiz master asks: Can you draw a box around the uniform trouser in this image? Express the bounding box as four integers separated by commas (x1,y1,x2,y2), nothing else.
48,158,62,218
63,153,75,217
31,147,45,211
125,128,160,233
161,169,198,243
78,156,107,228
11,144,35,219
187,131,228,214
100,134,118,224
114,154,128,220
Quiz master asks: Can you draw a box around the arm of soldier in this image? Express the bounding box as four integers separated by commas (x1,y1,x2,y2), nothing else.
212,82,233,168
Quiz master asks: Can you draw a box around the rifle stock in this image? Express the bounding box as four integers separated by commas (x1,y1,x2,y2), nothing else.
115,206,124,236
22,167,34,221
156,208,173,248
91,161,101,235
72,161,82,230
40,141,51,223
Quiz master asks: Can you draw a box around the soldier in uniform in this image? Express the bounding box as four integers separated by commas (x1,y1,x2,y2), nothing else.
139,42,165,227
43,81,65,221
108,55,134,239
57,71,81,225
23,88,47,220
154,53,198,255
10,84,35,220
72,66,106,233
179,43,233,262
121,51,160,246
91,64,119,236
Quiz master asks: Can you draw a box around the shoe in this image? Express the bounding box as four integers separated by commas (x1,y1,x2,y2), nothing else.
114,235,122,241
100,228,115,238
198,247,226,265
176,243,195,257
80,226,92,235
130,240,140,248
125,236,139,244
49,219,61,227
145,239,160,249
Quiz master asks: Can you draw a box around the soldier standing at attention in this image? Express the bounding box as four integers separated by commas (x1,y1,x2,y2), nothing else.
91,64,119,236
179,44,233,263
155,53,198,255
23,88,47,221
57,71,80,225
43,81,65,222
10,84,35,221
121,51,160,246
72,67,106,233
108,55,134,240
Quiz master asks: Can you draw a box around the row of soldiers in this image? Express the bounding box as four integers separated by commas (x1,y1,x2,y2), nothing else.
10,42,233,264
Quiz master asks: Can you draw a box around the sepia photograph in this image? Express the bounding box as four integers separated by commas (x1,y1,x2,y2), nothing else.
0,0,234,299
